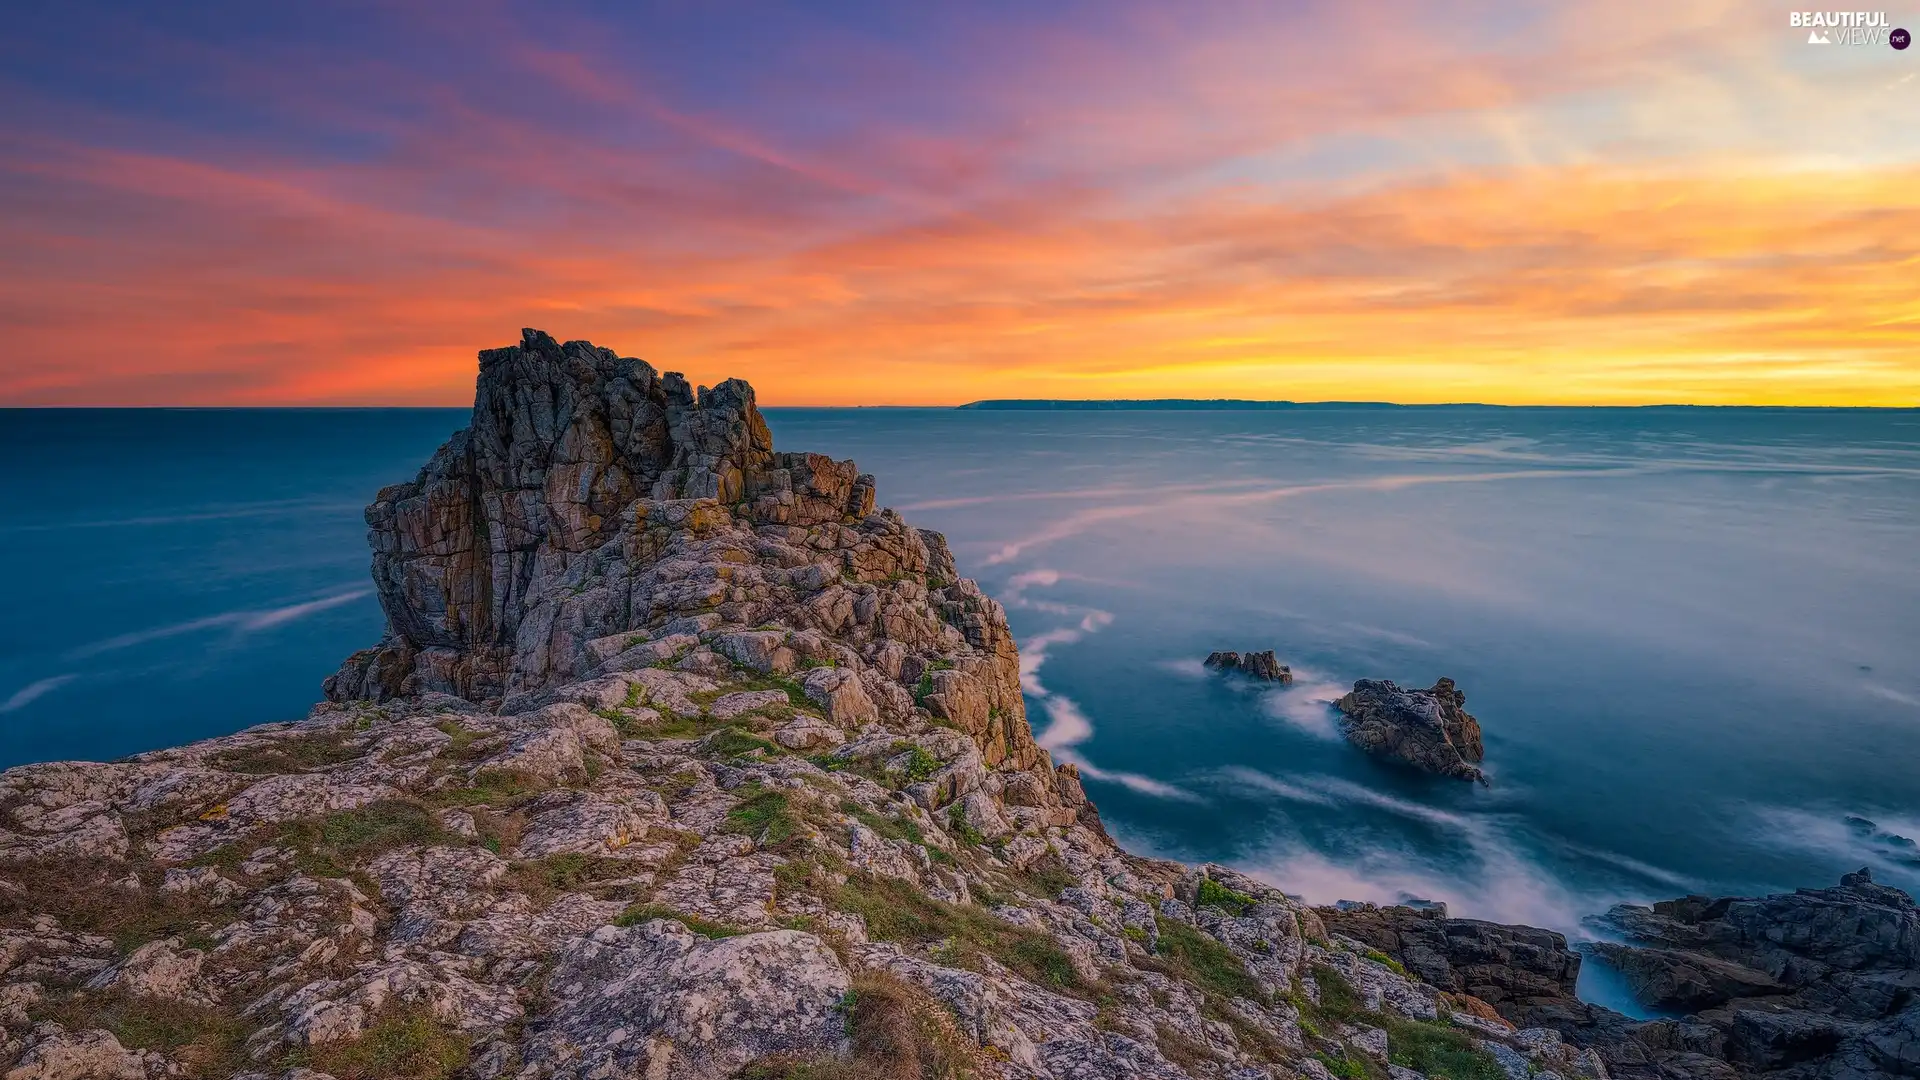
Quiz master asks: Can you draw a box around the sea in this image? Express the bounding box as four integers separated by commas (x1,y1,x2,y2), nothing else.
4,405,1918,1011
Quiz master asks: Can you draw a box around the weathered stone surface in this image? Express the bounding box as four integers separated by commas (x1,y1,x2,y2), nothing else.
521,922,849,1079
1319,903,1581,1017
2,1025,160,1080
1334,677,1487,783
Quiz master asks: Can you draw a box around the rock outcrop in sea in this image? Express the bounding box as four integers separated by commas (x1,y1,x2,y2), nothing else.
1203,651,1293,683
1333,677,1488,784
1325,868,1920,1080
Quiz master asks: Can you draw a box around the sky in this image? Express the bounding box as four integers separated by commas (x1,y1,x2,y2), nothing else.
0,0,1916,407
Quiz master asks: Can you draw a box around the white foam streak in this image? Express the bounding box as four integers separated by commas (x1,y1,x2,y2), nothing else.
64,589,373,659
1037,696,1094,750
1258,672,1347,740
0,675,78,714
1013,570,1198,803
982,467,1650,565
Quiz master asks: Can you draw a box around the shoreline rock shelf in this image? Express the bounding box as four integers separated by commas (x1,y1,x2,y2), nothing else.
0,330,1907,1080
1334,676,1488,784
1203,649,1293,683
1323,867,1920,1080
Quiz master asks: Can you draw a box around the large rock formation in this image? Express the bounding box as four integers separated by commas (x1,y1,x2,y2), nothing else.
1333,677,1487,784
1328,870,1920,1080
1590,868,1920,1079
1318,902,1584,1024
0,332,1606,1080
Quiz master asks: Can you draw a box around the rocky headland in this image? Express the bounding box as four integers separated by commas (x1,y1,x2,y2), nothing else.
1204,652,1293,684
1333,679,1488,785
0,330,1910,1080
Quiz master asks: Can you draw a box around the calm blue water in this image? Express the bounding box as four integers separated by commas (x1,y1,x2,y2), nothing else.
5,406,1919,989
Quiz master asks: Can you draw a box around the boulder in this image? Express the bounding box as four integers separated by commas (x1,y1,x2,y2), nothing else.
522,922,850,1079
1333,677,1486,783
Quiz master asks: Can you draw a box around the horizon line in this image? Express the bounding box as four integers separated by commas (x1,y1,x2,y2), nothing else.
3,400,1917,412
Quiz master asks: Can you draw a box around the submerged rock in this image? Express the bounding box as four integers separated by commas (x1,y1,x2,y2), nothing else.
1203,649,1293,682
1333,677,1487,783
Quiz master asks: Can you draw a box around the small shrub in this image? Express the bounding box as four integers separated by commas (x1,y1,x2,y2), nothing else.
893,744,939,784
741,971,969,1080
1015,857,1076,899
946,805,986,846
1365,948,1409,976
1196,876,1257,916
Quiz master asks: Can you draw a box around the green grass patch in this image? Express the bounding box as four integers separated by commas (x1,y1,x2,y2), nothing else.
1316,1051,1378,1080
1365,948,1409,976
297,1004,472,1080
278,800,451,879
840,800,925,846
1384,1017,1506,1080
0,857,237,955
1141,917,1264,1002
1013,857,1077,899
1196,876,1258,916
705,727,783,760
890,743,939,784
724,786,801,848
434,720,475,749
422,767,544,808
506,852,638,903
32,990,249,1075
210,728,361,775
1310,964,1365,1022
719,669,813,708
616,902,746,939
833,872,1099,999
